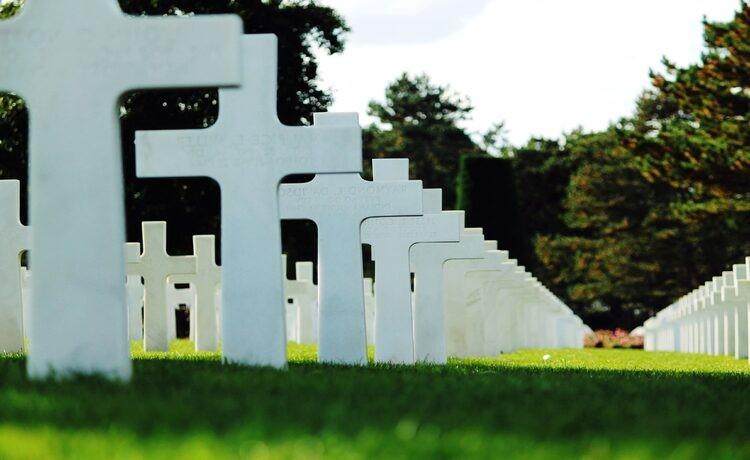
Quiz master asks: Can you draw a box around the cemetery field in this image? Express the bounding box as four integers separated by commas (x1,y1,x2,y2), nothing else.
0,344,748,459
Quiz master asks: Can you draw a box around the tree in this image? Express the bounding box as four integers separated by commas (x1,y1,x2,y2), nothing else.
524,2,750,328
456,155,524,259
364,73,482,208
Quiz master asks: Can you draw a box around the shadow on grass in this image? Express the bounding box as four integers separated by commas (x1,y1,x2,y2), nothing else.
0,353,749,450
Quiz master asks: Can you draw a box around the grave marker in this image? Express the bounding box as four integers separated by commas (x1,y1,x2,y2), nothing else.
1,0,242,379
0,180,29,353
443,230,486,357
169,236,221,351
464,250,516,357
294,261,318,345
126,222,196,351
362,188,461,364
136,35,361,367
278,158,422,363
364,278,375,346
410,213,485,363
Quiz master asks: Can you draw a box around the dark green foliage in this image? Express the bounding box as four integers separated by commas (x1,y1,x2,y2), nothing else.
456,155,524,261
511,3,750,329
365,73,482,209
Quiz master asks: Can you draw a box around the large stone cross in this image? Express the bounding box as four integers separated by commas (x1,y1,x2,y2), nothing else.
136,35,362,368
0,0,242,379
278,158,422,364
126,222,196,351
409,215,485,364
362,188,461,364
0,180,30,353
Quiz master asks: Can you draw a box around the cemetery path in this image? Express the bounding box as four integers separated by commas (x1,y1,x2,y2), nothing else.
0,343,748,459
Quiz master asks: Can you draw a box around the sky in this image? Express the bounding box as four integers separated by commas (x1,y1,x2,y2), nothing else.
316,0,741,145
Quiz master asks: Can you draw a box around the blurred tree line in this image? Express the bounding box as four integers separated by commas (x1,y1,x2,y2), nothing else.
458,3,750,329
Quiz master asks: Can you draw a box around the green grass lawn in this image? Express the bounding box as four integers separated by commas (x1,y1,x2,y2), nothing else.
1,342,749,459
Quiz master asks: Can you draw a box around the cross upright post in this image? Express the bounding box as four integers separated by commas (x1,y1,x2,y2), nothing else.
278,158,423,364
0,180,30,353
294,261,318,345
136,35,362,368
0,0,242,379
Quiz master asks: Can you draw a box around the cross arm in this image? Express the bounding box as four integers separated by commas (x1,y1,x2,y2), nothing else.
167,256,196,277
278,113,363,176
119,15,243,91
135,128,221,180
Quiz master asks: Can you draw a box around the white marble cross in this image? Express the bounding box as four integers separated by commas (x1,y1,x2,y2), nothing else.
126,222,196,351
0,180,29,353
169,236,221,351
136,35,362,368
2,0,242,379
732,262,749,359
125,243,144,342
364,278,375,346
21,267,31,340
1,1,241,377
282,255,307,343
190,236,221,352
362,188,461,364
409,215,485,364
464,249,516,357
292,261,318,345
443,234,490,357
720,270,736,356
279,158,422,364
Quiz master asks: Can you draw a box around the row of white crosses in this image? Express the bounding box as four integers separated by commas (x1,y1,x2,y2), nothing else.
0,170,586,368
0,2,586,380
643,258,750,361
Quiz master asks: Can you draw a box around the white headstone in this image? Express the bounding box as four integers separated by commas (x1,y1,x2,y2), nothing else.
364,278,375,346
733,262,749,359
278,158,423,364
362,188,461,364
409,217,485,363
464,250,515,357
20,267,31,339
190,236,221,351
169,236,221,351
720,270,735,356
0,180,29,353
2,0,242,379
136,35,361,368
294,261,318,345
443,234,489,357
125,243,144,341
126,222,196,351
